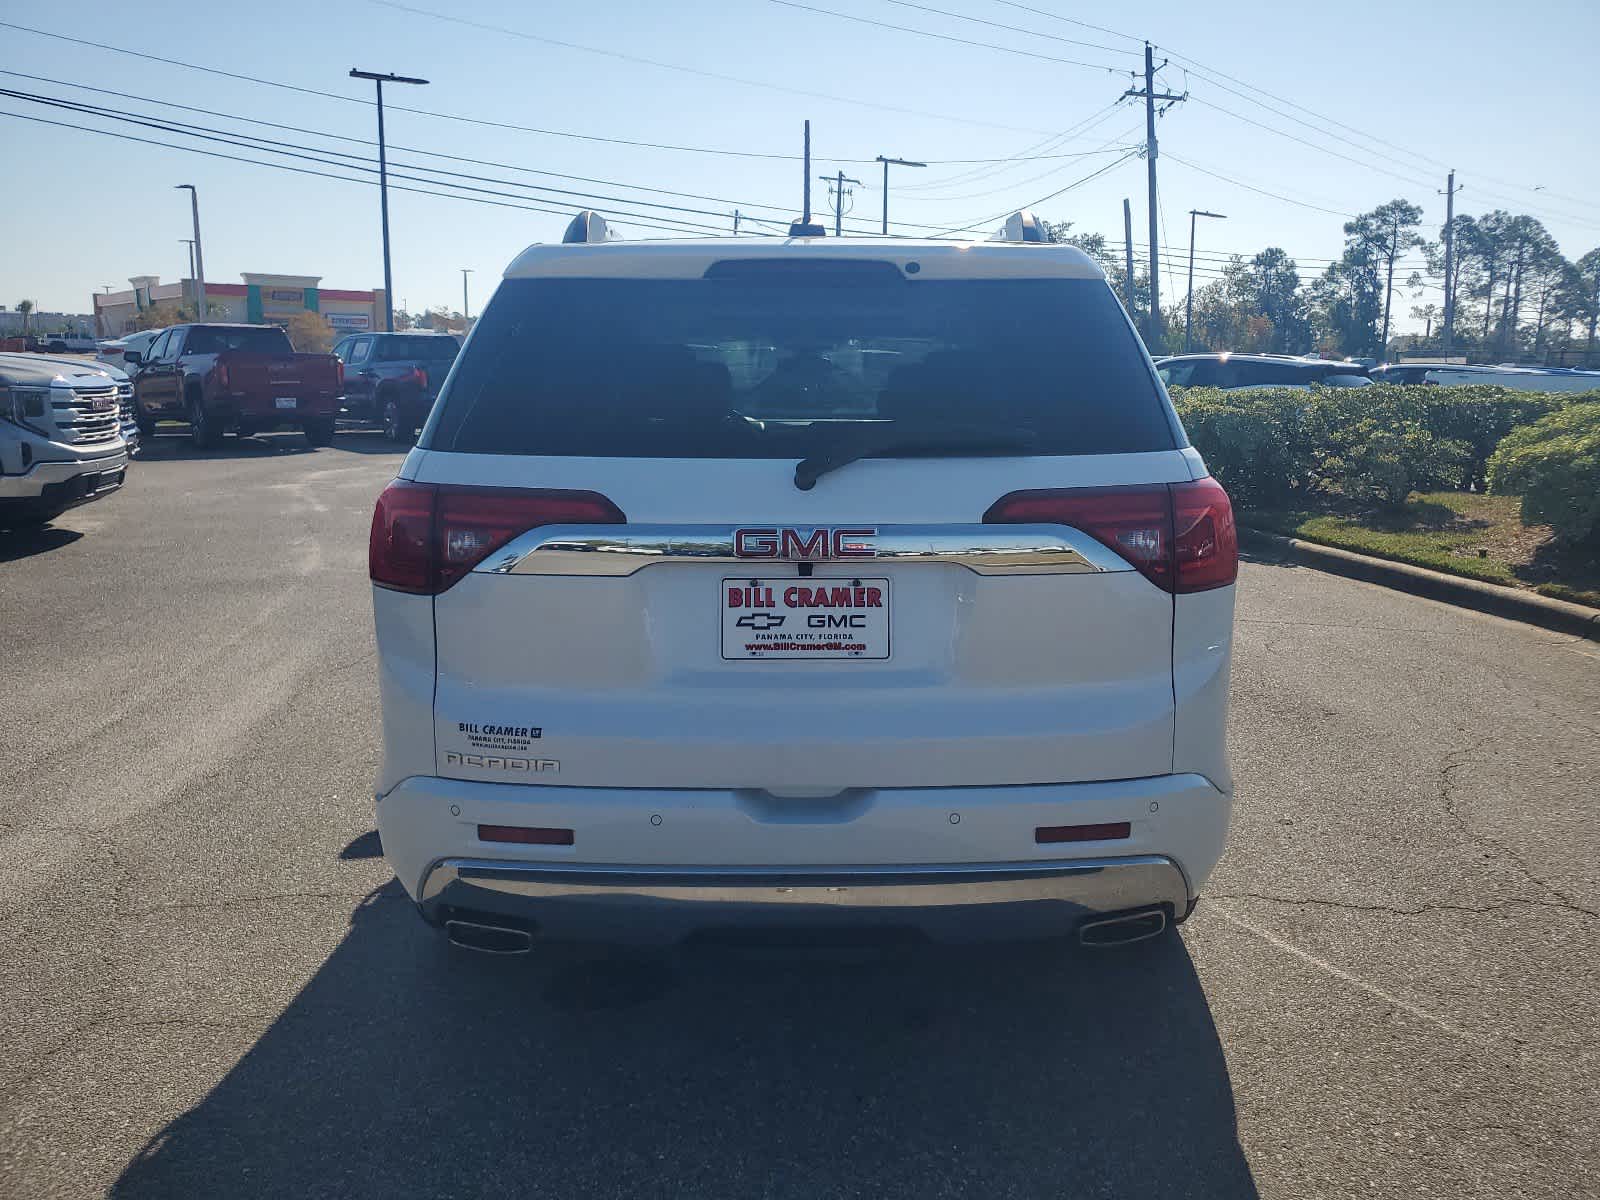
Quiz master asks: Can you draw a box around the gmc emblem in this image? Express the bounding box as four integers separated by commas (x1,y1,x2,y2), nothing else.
733,527,878,560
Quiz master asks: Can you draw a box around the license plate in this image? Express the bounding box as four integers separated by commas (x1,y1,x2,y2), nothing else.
722,578,890,660
275,397,298,409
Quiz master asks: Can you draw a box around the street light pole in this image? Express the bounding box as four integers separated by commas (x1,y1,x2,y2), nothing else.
875,156,926,235
461,269,473,321
1185,209,1226,353
180,239,196,288
175,185,206,317
350,68,429,333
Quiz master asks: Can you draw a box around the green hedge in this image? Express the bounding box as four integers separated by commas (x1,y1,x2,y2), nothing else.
1172,384,1481,508
1486,403,1600,544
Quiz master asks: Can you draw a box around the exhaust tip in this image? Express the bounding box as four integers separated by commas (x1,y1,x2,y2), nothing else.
1078,907,1168,948
445,918,535,955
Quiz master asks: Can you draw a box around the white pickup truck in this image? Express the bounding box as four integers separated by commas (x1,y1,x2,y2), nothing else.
0,353,131,529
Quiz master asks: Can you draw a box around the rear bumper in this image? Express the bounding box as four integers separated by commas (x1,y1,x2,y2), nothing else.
380,772,1230,945
418,855,1192,944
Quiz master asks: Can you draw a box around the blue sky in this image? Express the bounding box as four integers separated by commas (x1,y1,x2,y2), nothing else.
4,0,1597,332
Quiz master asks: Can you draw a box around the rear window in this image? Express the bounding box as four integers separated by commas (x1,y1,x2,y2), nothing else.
185,326,293,355
379,335,460,362
425,273,1174,458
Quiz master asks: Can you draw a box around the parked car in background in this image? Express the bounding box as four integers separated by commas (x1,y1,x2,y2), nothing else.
334,332,460,443
128,323,343,449
1155,353,1371,390
40,332,98,354
370,224,1238,955
0,352,130,528
97,329,164,380
1368,363,1435,385
1417,363,1600,393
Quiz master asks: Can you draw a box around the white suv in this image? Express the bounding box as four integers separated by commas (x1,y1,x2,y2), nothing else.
369,224,1237,953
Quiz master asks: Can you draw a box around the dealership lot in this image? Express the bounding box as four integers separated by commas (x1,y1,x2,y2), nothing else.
1,434,1595,1199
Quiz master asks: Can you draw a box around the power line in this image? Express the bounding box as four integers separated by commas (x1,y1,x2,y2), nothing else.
763,0,1126,71
926,148,1142,237
1163,152,1357,218
0,19,1064,159
876,0,1133,54
0,86,805,224
985,0,1145,46
0,109,743,239
895,101,1130,192
361,0,1052,134
893,129,1141,202
3,83,985,236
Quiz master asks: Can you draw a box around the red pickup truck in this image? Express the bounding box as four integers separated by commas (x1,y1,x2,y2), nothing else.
129,324,344,449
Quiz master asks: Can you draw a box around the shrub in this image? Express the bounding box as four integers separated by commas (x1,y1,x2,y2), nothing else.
1303,386,1471,507
1487,402,1600,544
1170,387,1317,508
1414,386,1567,489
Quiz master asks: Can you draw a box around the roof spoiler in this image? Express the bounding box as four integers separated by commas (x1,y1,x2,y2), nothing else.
562,210,622,244
988,209,1048,243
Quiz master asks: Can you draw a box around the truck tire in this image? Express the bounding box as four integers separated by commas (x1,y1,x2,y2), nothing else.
188,394,217,450
382,397,410,444
304,418,336,447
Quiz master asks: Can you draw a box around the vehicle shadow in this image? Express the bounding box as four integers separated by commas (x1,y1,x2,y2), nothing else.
134,430,408,460
0,524,84,560
110,890,1256,1199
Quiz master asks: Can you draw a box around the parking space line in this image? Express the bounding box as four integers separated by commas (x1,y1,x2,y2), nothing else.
1207,903,1484,1050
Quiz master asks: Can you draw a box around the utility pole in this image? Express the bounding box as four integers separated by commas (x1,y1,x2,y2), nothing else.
1122,198,1136,316
175,185,206,318
460,269,473,321
350,68,429,332
1122,43,1185,348
820,170,862,237
1441,170,1461,357
802,120,812,226
733,209,741,235
1185,209,1226,352
875,156,926,234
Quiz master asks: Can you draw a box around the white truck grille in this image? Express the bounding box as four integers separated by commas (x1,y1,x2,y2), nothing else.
54,386,122,445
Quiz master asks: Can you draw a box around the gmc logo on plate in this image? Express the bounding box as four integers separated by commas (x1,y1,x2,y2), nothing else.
733,527,878,560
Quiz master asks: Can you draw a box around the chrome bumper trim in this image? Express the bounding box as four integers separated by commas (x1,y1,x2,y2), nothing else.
418,855,1190,943
476,523,1129,578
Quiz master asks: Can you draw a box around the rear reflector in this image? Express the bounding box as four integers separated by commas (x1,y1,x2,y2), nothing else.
984,478,1236,594
477,824,575,846
1035,822,1132,844
370,482,625,594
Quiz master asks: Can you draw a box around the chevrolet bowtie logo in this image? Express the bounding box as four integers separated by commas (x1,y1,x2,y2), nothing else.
735,613,787,631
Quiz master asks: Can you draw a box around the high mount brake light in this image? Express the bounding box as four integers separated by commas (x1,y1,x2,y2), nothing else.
984,479,1236,594
369,482,625,595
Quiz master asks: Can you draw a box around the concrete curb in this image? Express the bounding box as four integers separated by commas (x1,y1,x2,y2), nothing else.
1238,528,1600,641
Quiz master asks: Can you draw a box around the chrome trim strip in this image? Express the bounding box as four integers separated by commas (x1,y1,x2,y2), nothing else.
478,523,1129,577
419,854,1189,915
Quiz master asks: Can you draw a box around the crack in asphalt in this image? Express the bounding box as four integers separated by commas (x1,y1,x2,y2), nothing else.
1209,891,1598,921
1437,743,1600,919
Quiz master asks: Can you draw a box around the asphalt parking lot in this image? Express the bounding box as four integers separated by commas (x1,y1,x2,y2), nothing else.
2,432,1596,1199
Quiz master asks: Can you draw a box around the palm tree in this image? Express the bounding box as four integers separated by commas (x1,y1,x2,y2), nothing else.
16,299,34,334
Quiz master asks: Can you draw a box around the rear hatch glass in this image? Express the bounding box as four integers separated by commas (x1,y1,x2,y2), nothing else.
425,272,1175,459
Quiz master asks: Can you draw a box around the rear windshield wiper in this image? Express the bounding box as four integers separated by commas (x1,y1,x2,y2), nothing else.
794,425,1037,490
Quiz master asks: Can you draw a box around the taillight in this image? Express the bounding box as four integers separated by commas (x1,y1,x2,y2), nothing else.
216,361,230,390
369,481,625,595
1169,476,1238,593
411,366,429,390
336,359,346,389
984,479,1236,594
